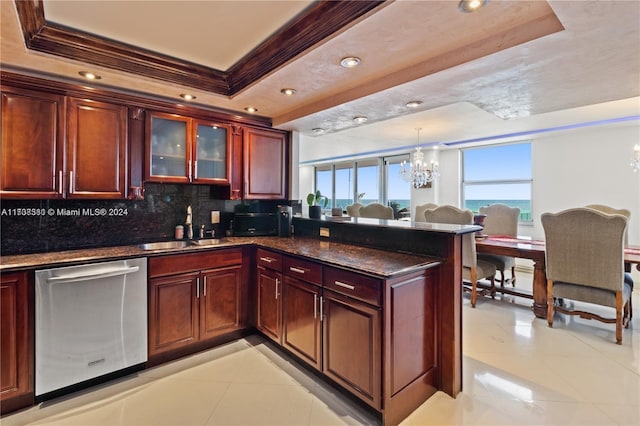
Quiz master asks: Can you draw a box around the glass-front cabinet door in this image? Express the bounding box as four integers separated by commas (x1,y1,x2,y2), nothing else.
147,113,190,183
193,121,229,183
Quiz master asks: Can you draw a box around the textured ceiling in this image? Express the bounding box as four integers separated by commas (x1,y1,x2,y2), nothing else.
1,0,638,150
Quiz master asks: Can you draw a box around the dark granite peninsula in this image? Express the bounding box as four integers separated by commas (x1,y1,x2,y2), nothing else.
0,216,478,425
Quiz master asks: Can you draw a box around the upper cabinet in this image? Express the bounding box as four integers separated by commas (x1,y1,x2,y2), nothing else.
243,128,288,200
146,112,231,185
1,86,127,199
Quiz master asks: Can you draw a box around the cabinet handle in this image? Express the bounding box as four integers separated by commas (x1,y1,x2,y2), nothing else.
275,277,279,300
259,257,274,263
289,267,306,274
196,277,200,298
314,294,317,319
334,280,355,290
58,170,63,194
188,160,192,181
203,276,207,297
194,160,198,179
69,171,74,194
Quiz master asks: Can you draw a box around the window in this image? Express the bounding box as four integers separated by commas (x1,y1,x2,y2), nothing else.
315,166,333,208
334,164,354,210
462,142,532,222
356,160,379,204
384,155,410,216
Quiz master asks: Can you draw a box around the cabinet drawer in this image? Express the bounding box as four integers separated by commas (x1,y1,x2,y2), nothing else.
149,248,242,278
323,267,381,307
256,249,282,271
283,256,322,286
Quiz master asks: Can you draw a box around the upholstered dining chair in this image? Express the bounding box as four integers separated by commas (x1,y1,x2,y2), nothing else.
358,202,394,219
477,204,520,287
346,202,363,217
541,208,632,344
424,205,497,307
413,203,438,222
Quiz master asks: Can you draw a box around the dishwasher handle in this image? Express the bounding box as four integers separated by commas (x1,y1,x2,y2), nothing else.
46,266,140,284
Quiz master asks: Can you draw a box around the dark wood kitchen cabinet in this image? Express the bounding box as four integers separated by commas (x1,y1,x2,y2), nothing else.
282,256,323,370
1,87,65,198
1,86,128,199
243,127,288,199
66,98,128,198
146,112,231,185
0,271,34,415
256,249,283,342
148,248,244,360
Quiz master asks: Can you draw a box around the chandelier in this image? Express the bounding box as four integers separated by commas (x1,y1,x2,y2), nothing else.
632,144,640,172
400,128,440,188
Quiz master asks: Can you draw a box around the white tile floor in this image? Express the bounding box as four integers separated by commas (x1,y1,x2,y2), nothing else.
4,271,639,426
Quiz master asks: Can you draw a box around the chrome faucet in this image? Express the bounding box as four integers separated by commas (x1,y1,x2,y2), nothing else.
186,205,193,239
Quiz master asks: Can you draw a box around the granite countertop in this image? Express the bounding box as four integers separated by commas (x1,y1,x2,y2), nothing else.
0,236,440,278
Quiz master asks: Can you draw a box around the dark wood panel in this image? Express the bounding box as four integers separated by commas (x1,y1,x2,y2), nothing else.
149,248,242,278
15,1,386,96
256,266,282,343
282,276,322,370
0,271,34,414
243,128,288,200
283,255,322,285
324,266,382,306
322,289,381,409
229,125,243,199
66,98,128,198
1,87,65,198
148,272,199,357
200,266,242,340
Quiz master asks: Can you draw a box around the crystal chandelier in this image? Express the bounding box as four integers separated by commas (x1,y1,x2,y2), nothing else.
631,144,640,172
400,128,440,188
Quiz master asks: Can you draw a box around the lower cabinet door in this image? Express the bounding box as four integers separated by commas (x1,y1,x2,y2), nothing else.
282,276,321,370
200,265,242,340
322,289,381,409
256,266,282,342
148,272,199,356
0,271,33,414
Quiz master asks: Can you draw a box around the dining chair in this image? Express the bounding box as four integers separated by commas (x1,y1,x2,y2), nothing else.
346,202,363,217
413,203,438,222
541,208,632,344
425,205,497,307
477,203,520,287
358,202,394,219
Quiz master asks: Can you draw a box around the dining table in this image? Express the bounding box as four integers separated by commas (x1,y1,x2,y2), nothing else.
475,235,640,319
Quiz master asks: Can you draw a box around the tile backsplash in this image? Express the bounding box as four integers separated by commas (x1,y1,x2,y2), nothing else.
0,183,283,255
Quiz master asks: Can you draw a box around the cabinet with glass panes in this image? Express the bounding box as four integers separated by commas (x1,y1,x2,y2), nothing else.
146,112,230,184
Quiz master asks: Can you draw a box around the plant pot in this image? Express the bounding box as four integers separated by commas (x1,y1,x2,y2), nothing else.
309,205,322,219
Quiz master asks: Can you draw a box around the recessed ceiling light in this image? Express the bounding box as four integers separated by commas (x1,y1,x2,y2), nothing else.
312,128,326,135
458,0,488,13
179,93,196,101
244,106,258,113
340,56,361,68
353,116,368,124
280,88,297,96
78,71,101,80
406,100,423,108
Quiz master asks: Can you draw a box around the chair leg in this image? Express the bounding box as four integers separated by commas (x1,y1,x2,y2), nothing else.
547,279,554,328
499,270,506,287
510,266,516,287
490,275,496,299
616,291,623,344
470,268,477,308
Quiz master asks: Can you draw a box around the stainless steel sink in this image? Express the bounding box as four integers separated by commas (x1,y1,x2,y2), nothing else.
190,238,225,246
137,241,190,250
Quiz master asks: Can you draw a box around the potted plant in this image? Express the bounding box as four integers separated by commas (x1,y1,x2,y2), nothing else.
306,190,328,219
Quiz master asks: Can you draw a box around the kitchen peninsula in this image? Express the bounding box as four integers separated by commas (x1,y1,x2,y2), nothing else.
0,218,478,425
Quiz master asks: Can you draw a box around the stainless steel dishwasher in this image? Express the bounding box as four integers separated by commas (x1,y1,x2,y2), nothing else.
35,257,147,397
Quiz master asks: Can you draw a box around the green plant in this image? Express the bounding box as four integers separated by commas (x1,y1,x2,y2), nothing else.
306,190,328,207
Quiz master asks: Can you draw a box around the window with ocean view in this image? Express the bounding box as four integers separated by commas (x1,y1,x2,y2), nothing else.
462,142,532,222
